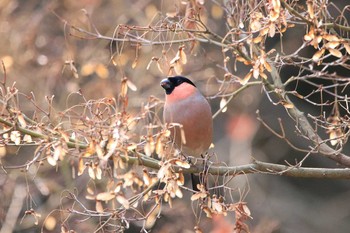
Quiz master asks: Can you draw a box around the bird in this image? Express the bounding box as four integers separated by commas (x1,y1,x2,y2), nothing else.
160,76,213,191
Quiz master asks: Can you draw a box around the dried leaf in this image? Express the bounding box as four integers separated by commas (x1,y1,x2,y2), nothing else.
323,34,339,42
280,100,294,108
307,0,314,19
166,11,177,17
155,137,164,156
17,113,26,128
325,41,340,49
1,55,13,69
304,33,313,42
312,48,325,63
96,192,115,201
44,216,57,231
47,155,57,166
191,192,207,201
173,61,183,75
268,23,276,37
144,204,161,229
144,139,155,156
127,143,137,151
88,166,95,179
116,195,130,209
126,80,137,91
260,27,270,37
180,126,186,145
81,63,95,76
95,167,102,180
0,146,6,158
252,36,263,44
132,58,138,69
253,66,260,79
328,48,342,58
242,203,251,217
203,207,212,218
175,187,183,198
95,63,109,79
120,78,128,97
250,20,261,31
344,43,350,54
174,159,191,168
240,71,252,85
78,158,85,176
87,185,94,195
114,182,123,193
157,163,171,179
236,56,247,63
61,224,69,233
156,61,164,73
260,72,268,80
96,201,104,213
23,134,32,143
264,60,272,72
10,131,21,145
179,46,187,64
220,98,228,113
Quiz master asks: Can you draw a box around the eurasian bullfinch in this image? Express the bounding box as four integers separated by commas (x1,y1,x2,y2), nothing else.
160,76,213,190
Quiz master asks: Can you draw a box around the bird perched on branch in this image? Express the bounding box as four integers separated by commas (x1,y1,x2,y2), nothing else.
160,76,213,191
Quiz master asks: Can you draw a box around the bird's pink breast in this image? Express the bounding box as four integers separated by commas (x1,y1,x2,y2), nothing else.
165,83,197,103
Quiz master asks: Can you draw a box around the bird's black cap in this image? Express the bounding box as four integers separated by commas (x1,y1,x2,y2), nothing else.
160,76,196,95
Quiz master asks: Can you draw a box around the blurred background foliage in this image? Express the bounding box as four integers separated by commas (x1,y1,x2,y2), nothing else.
0,0,350,233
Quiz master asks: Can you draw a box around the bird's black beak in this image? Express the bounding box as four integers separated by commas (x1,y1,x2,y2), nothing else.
160,78,174,94
160,78,171,90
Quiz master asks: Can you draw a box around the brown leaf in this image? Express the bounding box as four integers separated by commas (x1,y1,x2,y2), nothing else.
280,100,294,109
120,77,128,98
126,80,137,91
17,113,26,128
178,46,187,64
23,134,32,143
240,71,252,85
220,98,228,113
47,155,57,166
45,216,57,231
77,158,85,176
116,195,130,209
344,43,350,54
10,131,21,145
191,192,207,201
269,23,276,37
81,62,95,76
253,36,263,44
95,166,102,180
95,63,109,79
155,137,164,156
307,0,314,19
96,201,104,213
96,192,115,201
174,159,191,168
88,166,95,179
325,41,340,49
312,48,325,63
323,34,339,42
0,146,6,158
173,61,183,75
328,48,342,58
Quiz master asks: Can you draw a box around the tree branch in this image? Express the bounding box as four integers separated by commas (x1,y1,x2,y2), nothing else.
265,61,350,167
121,153,350,179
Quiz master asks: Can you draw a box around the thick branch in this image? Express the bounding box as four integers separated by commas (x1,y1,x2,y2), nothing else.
266,62,350,167
121,153,350,179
